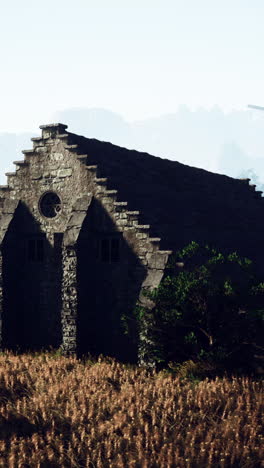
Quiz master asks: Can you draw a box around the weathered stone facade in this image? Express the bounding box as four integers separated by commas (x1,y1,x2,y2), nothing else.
0,122,263,363
0,124,171,362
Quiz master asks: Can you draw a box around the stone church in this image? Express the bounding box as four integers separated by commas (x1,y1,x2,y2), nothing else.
0,123,263,362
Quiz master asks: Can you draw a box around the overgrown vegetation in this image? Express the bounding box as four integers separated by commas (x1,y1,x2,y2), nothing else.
0,243,263,466
0,352,263,467
130,242,264,372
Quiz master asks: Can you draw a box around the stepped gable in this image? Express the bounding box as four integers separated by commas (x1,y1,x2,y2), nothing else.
66,131,264,269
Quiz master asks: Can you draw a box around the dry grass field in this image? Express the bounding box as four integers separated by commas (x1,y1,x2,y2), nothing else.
0,351,262,468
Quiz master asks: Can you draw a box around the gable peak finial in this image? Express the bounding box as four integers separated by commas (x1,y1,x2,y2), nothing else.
39,123,68,138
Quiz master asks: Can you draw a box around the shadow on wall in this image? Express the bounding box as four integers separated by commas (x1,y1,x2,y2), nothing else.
2,200,148,363
76,198,148,364
2,202,63,352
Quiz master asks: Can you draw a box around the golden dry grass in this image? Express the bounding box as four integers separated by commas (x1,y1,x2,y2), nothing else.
0,351,262,468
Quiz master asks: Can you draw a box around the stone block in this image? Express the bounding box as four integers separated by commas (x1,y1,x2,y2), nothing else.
52,152,64,161
58,168,72,178
36,147,48,153
68,212,86,227
0,214,14,230
72,195,92,211
116,219,127,226
31,173,42,180
64,227,80,246
146,251,169,269
3,199,19,214
142,269,164,288
136,232,147,239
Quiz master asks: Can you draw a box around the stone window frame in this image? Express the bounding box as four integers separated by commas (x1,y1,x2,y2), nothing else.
38,191,62,219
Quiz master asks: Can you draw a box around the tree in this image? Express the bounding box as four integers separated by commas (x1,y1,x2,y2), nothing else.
140,242,264,369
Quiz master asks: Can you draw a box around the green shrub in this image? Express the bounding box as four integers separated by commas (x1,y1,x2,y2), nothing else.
134,242,264,370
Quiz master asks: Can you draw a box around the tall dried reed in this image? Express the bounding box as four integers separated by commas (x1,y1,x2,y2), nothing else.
0,351,262,467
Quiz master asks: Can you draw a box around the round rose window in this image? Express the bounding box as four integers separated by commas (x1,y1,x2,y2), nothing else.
39,192,61,218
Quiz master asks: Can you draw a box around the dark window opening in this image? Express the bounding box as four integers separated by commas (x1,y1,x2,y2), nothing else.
111,238,120,262
54,233,63,250
100,238,120,263
28,239,44,262
101,239,110,262
53,233,63,263
39,192,61,218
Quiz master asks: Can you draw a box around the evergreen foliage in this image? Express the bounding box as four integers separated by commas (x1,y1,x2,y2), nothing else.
133,242,264,371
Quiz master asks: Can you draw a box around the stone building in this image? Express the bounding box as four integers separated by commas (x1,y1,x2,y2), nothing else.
0,123,263,362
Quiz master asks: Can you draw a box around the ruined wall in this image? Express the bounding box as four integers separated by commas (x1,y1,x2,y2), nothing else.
0,124,92,352
0,124,171,360
60,162,171,360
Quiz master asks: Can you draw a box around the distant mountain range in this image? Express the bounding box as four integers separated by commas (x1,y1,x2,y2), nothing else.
1,107,264,193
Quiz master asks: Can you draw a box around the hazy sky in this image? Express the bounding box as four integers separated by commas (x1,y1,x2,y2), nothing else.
1,0,264,132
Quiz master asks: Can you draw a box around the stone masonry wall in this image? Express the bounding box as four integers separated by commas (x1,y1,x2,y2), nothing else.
61,246,78,355
0,124,171,360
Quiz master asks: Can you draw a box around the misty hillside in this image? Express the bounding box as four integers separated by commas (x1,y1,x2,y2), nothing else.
1,107,264,191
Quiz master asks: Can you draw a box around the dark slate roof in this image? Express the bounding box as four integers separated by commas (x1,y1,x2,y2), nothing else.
66,131,264,264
